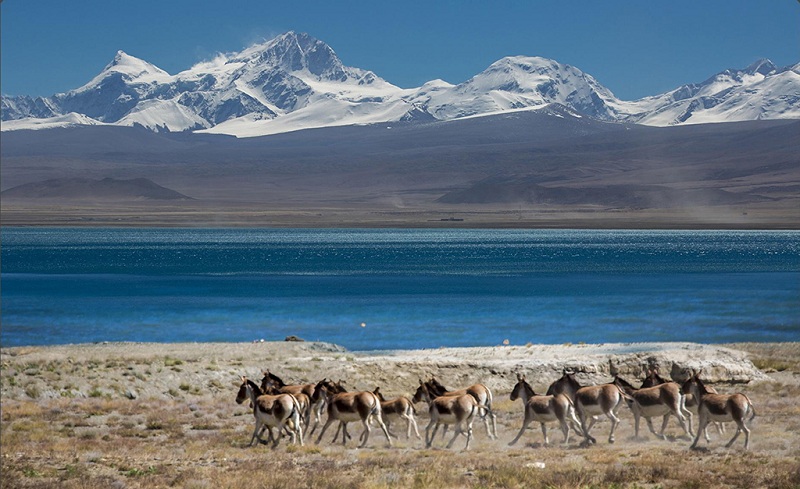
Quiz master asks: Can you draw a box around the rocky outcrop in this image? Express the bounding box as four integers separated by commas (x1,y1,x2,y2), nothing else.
0,342,769,402
356,343,770,395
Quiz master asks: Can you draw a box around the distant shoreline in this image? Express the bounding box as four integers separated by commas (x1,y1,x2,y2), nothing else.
2,339,798,352
2,205,799,230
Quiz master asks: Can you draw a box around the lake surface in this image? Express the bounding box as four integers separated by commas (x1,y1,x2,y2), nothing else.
1,228,798,350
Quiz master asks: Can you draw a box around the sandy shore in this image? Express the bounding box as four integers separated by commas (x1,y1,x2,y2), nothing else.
3,202,799,229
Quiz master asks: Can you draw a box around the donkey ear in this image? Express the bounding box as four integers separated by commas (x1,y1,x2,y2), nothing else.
608,359,619,376
241,375,247,382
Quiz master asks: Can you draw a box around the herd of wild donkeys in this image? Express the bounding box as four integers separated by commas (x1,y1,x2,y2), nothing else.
235,368,755,451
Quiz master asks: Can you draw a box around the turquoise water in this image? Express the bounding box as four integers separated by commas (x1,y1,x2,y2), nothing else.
1,228,798,349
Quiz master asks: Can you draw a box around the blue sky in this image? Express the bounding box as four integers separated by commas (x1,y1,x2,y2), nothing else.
1,1,798,100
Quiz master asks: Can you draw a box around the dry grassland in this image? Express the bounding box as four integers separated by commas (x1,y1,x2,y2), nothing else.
1,342,799,489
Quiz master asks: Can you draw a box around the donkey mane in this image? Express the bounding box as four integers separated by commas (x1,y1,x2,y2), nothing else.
426,377,450,396
263,370,286,387
612,375,637,392
546,372,582,396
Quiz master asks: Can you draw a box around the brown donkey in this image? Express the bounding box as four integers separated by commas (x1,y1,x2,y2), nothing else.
613,375,693,441
236,376,303,447
312,379,392,448
508,373,582,446
684,372,755,450
373,386,421,440
413,380,484,450
260,370,325,436
425,376,497,439
547,372,628,445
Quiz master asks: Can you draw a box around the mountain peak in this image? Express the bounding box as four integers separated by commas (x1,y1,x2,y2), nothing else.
744,58,777,76
231,31,345,79
102,50,170,80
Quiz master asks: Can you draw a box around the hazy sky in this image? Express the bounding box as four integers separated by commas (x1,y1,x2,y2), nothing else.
1,1,798,100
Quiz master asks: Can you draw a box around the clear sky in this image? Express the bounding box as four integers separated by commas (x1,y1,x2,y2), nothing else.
1,0,798,100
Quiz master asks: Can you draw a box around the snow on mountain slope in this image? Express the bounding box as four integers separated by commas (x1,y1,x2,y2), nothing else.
117,99,209,132
2,32,798,137
1,94,60,120
405,56,621,121
203,97,417,137
2,112,104,131
621,60,800,125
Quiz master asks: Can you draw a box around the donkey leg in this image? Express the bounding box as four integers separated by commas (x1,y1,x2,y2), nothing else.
425,420,439,448
560,418,571,445
486,405,498,439
445,423,462,449
374,414,393,447
272,422,285,448
479,412,493,439
541,422,550,446
652,414,669,440
741,421,751,450
725,422,745,449
675,411,693,439
607,411,621,444
577,407,596,446
315,418,335,445
690,414,710,449
358,419,372,448
464,420,474,451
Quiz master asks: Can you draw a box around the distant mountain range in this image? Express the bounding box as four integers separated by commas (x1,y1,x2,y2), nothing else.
3,31,799,137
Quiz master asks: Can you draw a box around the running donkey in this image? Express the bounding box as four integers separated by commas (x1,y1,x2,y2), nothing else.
508,373,583,446
413,380,486,450
236,376,304,447
684,371,756,450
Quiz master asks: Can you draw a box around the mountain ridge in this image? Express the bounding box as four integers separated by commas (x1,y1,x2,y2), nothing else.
3,31,798,137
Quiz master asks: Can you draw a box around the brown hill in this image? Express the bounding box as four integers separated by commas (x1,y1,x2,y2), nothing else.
0,177,192,201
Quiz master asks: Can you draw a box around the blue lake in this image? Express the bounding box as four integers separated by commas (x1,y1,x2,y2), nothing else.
1,228,798,350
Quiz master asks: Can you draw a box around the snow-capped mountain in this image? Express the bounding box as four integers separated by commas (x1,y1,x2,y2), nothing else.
3,32,412,135
405,56,623,122
619,59,800,125
2,32,798,137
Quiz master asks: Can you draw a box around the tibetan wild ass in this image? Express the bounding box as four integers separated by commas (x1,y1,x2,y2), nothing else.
508,373,583,446
684,372,755,450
